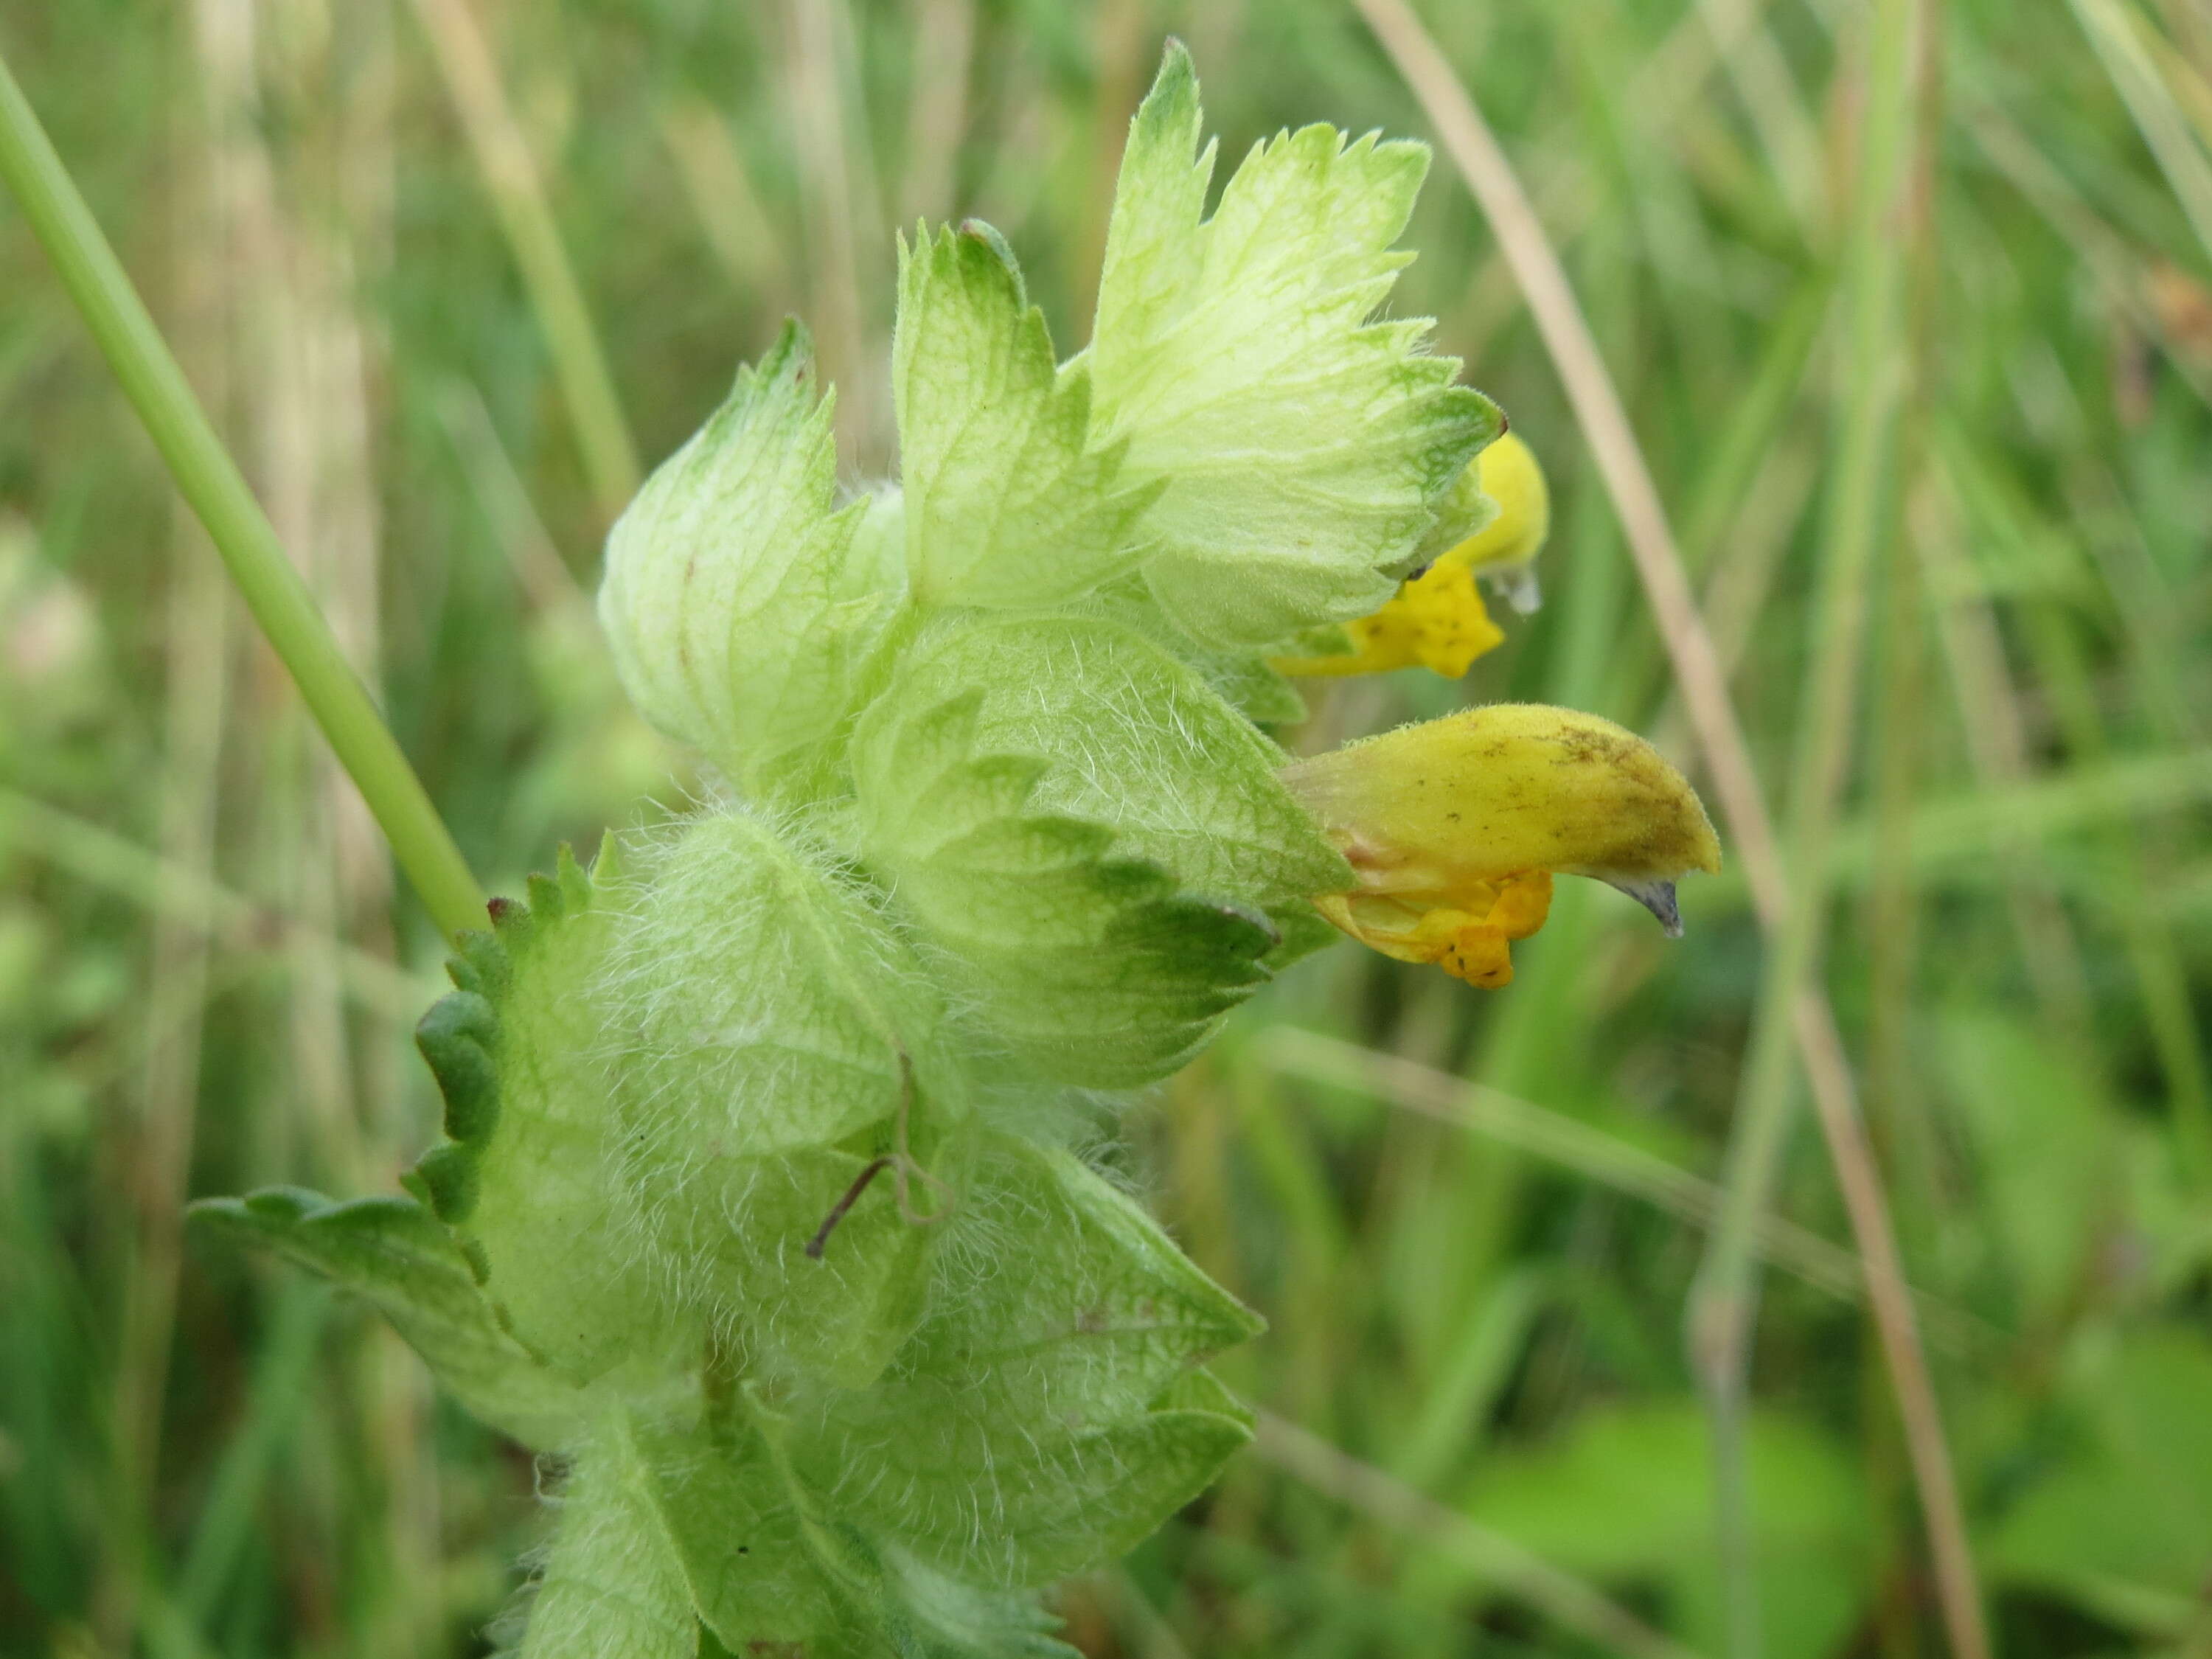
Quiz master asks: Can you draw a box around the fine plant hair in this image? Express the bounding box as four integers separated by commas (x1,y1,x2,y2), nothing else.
174,38,1719,1659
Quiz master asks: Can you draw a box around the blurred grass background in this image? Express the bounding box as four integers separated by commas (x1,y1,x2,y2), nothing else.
3,0,2211,1655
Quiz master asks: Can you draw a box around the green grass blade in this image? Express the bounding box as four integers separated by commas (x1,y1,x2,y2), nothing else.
0,42,487,945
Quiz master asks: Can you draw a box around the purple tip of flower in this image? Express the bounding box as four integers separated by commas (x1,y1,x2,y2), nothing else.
1607,877,1683,938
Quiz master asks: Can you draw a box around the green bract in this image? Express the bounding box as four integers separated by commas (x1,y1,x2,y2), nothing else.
193,40,1503,1657
1085,41,1501,647
792,1134,1259,1591
852,675,1282,1088
894,222,1159,610
852,612,1346,1085
595,323,892,801
414,844,698,1389
608,808,972,1388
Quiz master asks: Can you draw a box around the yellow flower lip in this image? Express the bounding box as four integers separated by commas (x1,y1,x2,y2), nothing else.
1273,558,1505,679
1271,431,1551,681
1281,703,1720,984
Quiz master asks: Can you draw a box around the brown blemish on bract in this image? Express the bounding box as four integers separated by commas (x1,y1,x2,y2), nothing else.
673,553,700,684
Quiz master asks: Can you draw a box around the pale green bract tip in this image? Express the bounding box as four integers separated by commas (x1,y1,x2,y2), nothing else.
1086,42,1503,647
594,320,897,803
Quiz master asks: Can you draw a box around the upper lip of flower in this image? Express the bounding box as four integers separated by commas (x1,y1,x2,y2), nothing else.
1279,703,1721,986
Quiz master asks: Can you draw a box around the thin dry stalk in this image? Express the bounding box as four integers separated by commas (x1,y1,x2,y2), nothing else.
657,97,795,313
261,7,440,1636
256,0,385,1200
783,0,883,468
408,0,641,522
1257,1027,1990,1352
900,0,977,224
1349,5,1988,1658
1252,1412,1710,1659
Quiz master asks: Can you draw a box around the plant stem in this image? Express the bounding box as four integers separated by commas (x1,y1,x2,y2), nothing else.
406,0,642,524
2072,0,2212,269
1691,3,1952,1655
1252,1413,1708,1659
0,44,487,946
1352,4,1987,1658
1256,1027,1991,1348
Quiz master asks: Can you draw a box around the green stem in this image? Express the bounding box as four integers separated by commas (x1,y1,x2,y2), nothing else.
1688,1,1920,1655
406,0,642,524
0,44,488,945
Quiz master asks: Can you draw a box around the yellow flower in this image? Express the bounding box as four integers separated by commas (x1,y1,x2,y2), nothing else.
1449,426,1550,594
1273,431,1550,680
1281,703,1720,987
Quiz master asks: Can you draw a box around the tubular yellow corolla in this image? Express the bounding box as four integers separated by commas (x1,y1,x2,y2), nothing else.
1274,431,1550,680
1281,703,1720,987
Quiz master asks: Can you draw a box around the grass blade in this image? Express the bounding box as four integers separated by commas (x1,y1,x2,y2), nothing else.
406,0,642,525
0,44,487,945
1347,5,1987,1655
1252,1411,1711,1659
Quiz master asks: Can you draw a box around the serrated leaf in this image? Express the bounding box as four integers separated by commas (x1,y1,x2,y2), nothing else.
608,807,972,1389
597,321,895,798
895,223,1158,610
520,1411,698,1659
1087,43,1501,647
189,1189,588,1450
414,846,695,1388
853,614,1343,1085
794,1132,1260,1587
